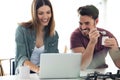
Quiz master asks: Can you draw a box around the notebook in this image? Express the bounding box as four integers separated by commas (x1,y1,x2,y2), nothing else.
39,53,82,79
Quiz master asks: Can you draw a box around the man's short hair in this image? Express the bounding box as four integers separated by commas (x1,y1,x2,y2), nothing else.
77,5,99,20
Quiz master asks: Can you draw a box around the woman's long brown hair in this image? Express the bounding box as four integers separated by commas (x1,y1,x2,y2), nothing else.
19,0,55,36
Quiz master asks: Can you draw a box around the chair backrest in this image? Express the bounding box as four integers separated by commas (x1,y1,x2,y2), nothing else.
10,58,15,75
0,60,4,76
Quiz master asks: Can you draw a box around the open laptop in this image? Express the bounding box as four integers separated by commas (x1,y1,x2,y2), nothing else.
39,53,82,79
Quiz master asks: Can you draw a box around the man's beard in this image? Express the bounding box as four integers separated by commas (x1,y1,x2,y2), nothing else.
79,28,90,37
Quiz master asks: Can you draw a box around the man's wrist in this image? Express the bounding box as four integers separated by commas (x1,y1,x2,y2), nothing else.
109,47,120,60
110,46,119,51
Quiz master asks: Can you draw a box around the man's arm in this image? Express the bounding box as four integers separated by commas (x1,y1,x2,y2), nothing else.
105,38,120,68
72,28,100,69
72,41,96,70
109,48,120,68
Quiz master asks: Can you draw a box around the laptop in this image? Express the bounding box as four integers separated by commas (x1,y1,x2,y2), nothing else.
39,53,82,79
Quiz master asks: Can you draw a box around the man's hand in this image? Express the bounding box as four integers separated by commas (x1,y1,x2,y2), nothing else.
89,28,100,44
104,38,119,50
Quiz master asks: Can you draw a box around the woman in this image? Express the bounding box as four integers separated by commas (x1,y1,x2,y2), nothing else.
15,0,59,73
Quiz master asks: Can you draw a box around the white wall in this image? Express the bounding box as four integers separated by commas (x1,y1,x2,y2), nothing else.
0,0,32,59
106,0,120,45
0,0,32,75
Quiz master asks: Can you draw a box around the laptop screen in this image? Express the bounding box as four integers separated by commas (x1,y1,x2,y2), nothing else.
39,53,82,79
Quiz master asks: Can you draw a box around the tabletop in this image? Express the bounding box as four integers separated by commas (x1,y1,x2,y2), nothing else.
0,67,119,80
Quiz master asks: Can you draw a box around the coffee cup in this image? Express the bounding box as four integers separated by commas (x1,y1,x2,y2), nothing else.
102,36,109,45
16,66,30,79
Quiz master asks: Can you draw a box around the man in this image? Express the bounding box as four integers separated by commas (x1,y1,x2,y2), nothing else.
70,5,120,69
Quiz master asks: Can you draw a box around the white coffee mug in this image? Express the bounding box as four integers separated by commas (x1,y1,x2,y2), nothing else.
16,66,30,79
102,36,109,45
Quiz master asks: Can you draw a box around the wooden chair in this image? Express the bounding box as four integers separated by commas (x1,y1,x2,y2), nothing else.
0,58,15,76
0,59,4,76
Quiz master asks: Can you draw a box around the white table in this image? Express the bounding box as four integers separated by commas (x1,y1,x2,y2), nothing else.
0,68,119,80
0,74,39,80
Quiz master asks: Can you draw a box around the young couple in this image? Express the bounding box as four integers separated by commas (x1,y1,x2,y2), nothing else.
15,0,120,73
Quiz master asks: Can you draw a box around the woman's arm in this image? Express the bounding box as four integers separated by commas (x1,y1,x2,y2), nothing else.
24,60,40,73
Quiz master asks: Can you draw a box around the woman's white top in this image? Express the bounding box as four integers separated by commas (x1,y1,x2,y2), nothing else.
30,45,45,66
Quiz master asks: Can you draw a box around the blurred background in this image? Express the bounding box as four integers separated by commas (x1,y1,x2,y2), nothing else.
0,0,119,75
